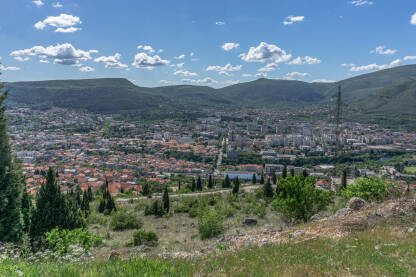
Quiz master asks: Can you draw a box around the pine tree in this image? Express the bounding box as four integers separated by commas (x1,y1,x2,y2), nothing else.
178,180,181,191
191,178,196,192
341,169,347,189
0,88,25,243
81,190,90,215
263,178,274,198
252,173,257,184
232,177,240,194
162,186,169,213
75,184,82,206
87,186,93,201
98,180,117,214
21,186,32,233
208,175,213,189
223,174,231,188
142,182,150,196
196,176,203,191
290,168,295,177
282,165,288,179
260,173,265,185
302,169,309,178
271,172,277,185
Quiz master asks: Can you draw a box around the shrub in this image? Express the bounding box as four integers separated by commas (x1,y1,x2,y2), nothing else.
133,230,158,246
197,209,224,239
342,177,400,202
144,200,164,217
110,211,143,231
45,228,102,255
87,213,108,226
272,175,333,222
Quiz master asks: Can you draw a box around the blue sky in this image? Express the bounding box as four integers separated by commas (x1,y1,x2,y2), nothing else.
1,0,416,87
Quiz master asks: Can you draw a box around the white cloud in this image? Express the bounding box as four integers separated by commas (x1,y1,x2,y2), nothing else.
190,52,195,57
286,72,311,78
240,42,291,63
137,45,155,54
176,63,184,68
283,15,305,25
174,54,185,60
132,52,170,69
371,46,397,55
312,79,334,83
79,66,94,72
255,72,267,78
182,77,218,84
223,80,240,85
10,43,96,65
215,21,225,25
404,56,416,61
94,53,128,69
288,56,321,65
39,59,49,63
159,80,172,84
258,62,278,72
52,2,63,8
242,73,253,77
33,0,44,7
0,64,20,71
14,56,30,62
174,70,198,77
348,59,402,72
349,0,374,6
411,13,416,25
206,64,242,76
34,14,82,33
222,42,240,51
341,63,355,67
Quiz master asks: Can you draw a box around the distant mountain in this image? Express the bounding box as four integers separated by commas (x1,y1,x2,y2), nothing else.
4,64,416,129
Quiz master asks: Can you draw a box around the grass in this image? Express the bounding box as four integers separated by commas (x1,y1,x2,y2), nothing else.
405,167,416,174
2,217,416,276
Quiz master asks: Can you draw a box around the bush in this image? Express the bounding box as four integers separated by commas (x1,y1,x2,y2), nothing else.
110,211,143,231
272,175,333,222
197,209,224,239
45,228,102,254
144,200,164,217
87,213,108,226
342,177,400,202
133,230,158,246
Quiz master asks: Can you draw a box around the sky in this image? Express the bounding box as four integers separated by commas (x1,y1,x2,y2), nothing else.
0,0,416,88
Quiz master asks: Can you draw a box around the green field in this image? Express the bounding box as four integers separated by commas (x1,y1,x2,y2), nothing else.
405,167,416,174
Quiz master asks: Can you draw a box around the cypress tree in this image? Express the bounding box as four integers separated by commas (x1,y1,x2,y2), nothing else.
341,169,347,189
81,190,90,215
290,167,295,177
282,165,288,179
75,184,82,206
223,174,231,188
232,176,240,194
302,169,309,178
263,178,274,198
162,186,169,213
21,186,32,233
191,178,196,192
142,182,150,196
196,176,203,191
178,180,181,191
271,172,277,185
252,173,257,184
87,186,93,201
208,175,213,189
260,173,265,185
0,88,25,243
98,180,117,214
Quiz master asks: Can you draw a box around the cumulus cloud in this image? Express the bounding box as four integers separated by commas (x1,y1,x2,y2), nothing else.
258,62,278,72
14,56,30,62
404,56,416,61
286,72,311,78
159,80,173,84
341,63,355,67
39,59,49,63
288,56,321,65
174,70,198,77
34,14,82,33
176,63,184,68
0,64,20,71
240,42,291,63
10,43,96,65
215,21,226,25
79,66,94,72
132,52,169,69
222,42,240,51
256,72,267,78
348,59,401,72
223,80,240,85
182,77,218,84
52,2,63,8
371,46,397,55
312,79,334,83
283,15,305,25
174,54,185,60
349,0,374,6
206,64,242,76
33,0,44,7
137,45,156,54
94,53,128,69
411,13,416,25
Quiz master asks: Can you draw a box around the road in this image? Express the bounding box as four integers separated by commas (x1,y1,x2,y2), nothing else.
214,137,225,176
116,184,262,202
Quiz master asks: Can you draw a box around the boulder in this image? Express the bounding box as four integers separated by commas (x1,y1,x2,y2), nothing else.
309,214,323,222
335,208,353,217
292,230,306,238
243,218,258,226
108,251,120,261
347,197,368,211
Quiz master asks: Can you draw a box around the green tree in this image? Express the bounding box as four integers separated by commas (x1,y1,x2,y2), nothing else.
178,180,181,191
271,172,277,185
142,182,150,196
252,173,257,184
98,180,117,214
196,176,203,191
162,186,169,213
263,178,274,198
272,175,333,222
208,175,214,189
222,174,231,188
21,186,32,233
290,168,295,177
260,173,265,185
302,169,309,178
191,178,196,192
87,186,93,202
81,190,90,215
232,176,240,194
341,169,347,189
282,165,287,179
0,87,25,243
342,177,399,202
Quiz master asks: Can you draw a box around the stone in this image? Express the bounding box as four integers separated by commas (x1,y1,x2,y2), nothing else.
309,214,322,222
335,208,353,217
108,251,120,261
347,197,368,211
292,230,306,238
408,227,414,233
157,225,168,229
243,218,258,226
